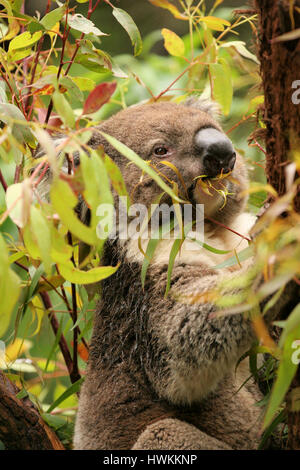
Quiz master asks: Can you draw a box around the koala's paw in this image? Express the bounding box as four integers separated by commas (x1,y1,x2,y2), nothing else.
132,418,232,450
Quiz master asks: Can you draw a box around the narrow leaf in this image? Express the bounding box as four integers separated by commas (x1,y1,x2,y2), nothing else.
100,132,183,203
198,16,230,31
273,28,300,42
148,0,187,20
209,58,233,115
30,206,52,274
165,238,182,296
113,8,142,56
104,154,131,208
47,378,84,413
52,91,75,128
264,327,300,428
57,262,119,284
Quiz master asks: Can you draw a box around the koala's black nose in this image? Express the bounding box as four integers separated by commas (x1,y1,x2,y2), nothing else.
194,128,236,178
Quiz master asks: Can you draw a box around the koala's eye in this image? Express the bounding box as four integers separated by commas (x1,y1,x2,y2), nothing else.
153,146,169,157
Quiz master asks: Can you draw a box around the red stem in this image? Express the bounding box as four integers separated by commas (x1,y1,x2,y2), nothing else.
40,291,81,384
14,261,81,383
0,170,8,192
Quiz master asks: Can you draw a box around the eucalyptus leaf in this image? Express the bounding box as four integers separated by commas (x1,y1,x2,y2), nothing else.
112,8,142,56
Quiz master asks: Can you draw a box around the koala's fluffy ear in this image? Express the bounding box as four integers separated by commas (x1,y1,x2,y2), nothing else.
184,96,220,120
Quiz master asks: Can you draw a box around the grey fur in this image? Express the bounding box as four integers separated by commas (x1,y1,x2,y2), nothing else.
34,99,296,450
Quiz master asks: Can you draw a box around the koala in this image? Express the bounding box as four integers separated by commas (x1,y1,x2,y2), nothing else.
36,99,294,450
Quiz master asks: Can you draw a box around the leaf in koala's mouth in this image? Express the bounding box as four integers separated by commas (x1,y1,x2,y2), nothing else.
192,173,234,209
195,178,214,196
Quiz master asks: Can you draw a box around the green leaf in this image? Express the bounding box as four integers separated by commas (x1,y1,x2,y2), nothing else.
68,14,107,36
0,234,21,337
100,132,183,203
209,58,233,115
161,28,185,57
279,303,300,347
57,261,119,284
0,102,35,145
213,245,254,269
198,16,230,31
9,31,42,51
12,0,24,12
264,324,300,428
23,224,41,259
188,237,233,255
165,238,182,296
112,8,142,56
80,149,114,246
72,76,96,91
52,91,75,128
45,315,64,372
8,48,32,62
41,6,66,30
104,154,130,209
259,409,285,450
46,377,84,413
141,238,160,288
59,76,84,102
27,264,45,301
27,20,45,35
16,388,29,399
50,179,97,246
42,413,68,430
76,42,112,73
0,0,20,41
30,206,52,274
5,182,25,228
8,251,26,265
50,226,73,264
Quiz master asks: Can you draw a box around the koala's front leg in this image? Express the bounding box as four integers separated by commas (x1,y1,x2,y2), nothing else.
145,264,259,402
146,263,300,404
132,418,231,450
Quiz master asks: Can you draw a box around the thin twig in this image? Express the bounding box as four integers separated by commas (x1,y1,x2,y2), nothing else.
0,169,8,192
40,291,80,384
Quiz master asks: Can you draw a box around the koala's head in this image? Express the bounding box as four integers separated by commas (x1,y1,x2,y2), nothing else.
91,99,249,227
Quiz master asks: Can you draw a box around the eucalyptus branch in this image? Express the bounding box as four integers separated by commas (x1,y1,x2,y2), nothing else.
45,0,101,125
23,0,52,114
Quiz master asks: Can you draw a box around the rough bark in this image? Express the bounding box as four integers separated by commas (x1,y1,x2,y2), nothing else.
255,0,300,210
0,371,64,450
255,0,300,449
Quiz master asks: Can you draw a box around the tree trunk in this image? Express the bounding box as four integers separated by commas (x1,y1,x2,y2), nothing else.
0,371,64,450
255,0,300,449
